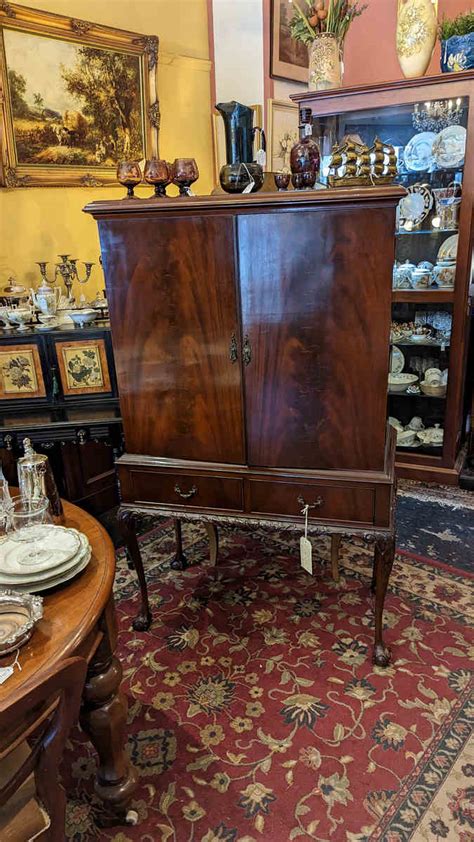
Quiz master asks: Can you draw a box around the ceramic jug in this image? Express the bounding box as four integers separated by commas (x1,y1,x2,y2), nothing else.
396,0,437,79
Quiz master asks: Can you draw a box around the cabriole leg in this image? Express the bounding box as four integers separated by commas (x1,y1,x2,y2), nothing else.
118,508,152,631
372,534,395,667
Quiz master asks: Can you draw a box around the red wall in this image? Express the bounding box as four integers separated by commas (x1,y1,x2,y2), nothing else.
342,0,471,87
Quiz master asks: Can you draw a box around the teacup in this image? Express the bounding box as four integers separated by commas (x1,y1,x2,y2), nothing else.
406,416,424,432
410,267,431,290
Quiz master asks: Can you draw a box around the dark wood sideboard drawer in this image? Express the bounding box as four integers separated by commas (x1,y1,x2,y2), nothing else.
249,480,375,524
129,470,243,511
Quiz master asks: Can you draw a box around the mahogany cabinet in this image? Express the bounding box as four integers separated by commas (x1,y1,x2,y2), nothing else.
291,71,474,484
85,188,403,664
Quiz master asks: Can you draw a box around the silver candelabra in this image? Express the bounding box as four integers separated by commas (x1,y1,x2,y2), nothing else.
37,255,94,303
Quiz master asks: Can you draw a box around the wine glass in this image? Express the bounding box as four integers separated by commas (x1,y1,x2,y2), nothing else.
144,158,171,197
172,158,199,196
116,161,142,198
8,495,54,565
274,172,290,191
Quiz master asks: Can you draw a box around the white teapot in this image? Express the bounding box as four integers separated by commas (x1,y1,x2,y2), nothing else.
30,281,61,315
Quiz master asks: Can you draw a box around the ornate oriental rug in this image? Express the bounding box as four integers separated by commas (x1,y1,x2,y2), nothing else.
63,516,473,842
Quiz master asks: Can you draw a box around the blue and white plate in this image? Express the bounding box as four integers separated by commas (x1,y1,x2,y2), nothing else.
404,132,437,171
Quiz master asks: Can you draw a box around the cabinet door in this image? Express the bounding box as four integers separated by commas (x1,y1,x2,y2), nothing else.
238,208,393,472
99,215,244,463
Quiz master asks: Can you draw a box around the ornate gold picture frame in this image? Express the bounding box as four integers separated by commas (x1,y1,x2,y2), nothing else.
55,338,112,396
0,343,46,399
0,3,159,187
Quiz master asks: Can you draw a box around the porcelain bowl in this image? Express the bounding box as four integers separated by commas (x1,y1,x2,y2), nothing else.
388,373,418,392
397,429,417,446
420,380,447,398
69,309,98,328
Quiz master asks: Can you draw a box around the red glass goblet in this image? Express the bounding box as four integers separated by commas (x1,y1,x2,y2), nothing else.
172,158,199,196
144,158,171,198
116,161,142,198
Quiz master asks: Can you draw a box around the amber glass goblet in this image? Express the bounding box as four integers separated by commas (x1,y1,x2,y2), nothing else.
172,158,199,196
144,158,171,198
116,160,142,198
274,172,290,191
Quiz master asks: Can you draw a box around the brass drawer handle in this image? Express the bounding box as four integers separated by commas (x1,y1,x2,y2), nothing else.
297,495,324,510
174,483,198,499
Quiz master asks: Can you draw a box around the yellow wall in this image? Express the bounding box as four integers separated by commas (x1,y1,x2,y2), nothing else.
0,0,213,300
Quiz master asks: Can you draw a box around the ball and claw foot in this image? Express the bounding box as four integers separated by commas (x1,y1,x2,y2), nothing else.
132,610,152,631
373,644,391,667
170,552,188,571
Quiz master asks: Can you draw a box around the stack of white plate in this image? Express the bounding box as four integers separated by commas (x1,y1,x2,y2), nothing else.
0,525,91,593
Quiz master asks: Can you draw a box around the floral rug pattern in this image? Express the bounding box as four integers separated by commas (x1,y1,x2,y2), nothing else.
63,522,474,842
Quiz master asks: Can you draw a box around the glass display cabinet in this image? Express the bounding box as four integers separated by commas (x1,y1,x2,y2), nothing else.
291,71,474,484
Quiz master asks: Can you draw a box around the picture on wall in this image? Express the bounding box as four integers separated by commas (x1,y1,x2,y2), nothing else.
266,99,299,171
0,3,159,187
0,344,46,400
55,339,111,396
271,0,309,83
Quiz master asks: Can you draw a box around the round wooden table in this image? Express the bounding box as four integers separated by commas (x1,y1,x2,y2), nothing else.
0,498,138,821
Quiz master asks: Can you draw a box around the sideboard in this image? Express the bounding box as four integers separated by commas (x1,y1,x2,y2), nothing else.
85,187,404,665
0,323,122,514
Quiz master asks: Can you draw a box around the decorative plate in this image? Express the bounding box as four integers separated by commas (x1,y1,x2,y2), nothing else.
1,526,82,576
11,547,91,594
0,590,43,655
390,345,404,375
432,125,466,169
437,233,458,261
398,183,433,227
404,132,437,171
0,533,89,587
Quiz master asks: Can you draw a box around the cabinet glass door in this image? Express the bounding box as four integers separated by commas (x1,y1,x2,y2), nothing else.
311,91,470,465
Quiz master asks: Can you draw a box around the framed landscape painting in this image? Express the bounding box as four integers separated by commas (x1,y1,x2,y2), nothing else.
0,3,159,187
271,0,309,83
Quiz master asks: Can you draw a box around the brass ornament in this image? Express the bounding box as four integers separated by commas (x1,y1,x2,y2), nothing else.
328,137,397,188
80,173,103,187
0,2,16,17
70,18,93,35
5,167,30,187
148,101,161,129
133,35,159,69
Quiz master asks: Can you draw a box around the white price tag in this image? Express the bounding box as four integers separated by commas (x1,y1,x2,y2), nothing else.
256,148,266,167
299,504,313,574
242,180,255,194
0,666,14,685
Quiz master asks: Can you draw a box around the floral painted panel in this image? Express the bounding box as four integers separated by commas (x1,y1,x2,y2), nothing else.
0,344,45,399
55,339,111,396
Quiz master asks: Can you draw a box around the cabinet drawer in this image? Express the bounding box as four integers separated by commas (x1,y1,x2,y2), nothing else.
129,469,243,511
248,480,374,524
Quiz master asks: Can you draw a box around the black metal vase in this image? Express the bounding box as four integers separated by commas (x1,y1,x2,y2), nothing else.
215,101,265,194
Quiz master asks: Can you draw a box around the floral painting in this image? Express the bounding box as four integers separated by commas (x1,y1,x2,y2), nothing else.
56,339,111,396
3,29,144,167
267,99,299,171
0,344,46,399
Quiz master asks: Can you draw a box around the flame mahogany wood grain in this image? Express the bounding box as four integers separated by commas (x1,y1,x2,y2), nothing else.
238,208,394,471
0,497,137,823
85,189,400,664
97,214,245,464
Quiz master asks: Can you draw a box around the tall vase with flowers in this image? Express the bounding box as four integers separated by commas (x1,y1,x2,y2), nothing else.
289,0,368,90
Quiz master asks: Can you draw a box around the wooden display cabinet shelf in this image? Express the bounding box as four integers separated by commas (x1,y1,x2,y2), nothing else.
392,291,455,303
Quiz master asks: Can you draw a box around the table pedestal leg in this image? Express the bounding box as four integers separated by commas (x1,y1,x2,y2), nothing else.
372,535,395,668
80,604,138,824
170,518,188,570
118,508,152,631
